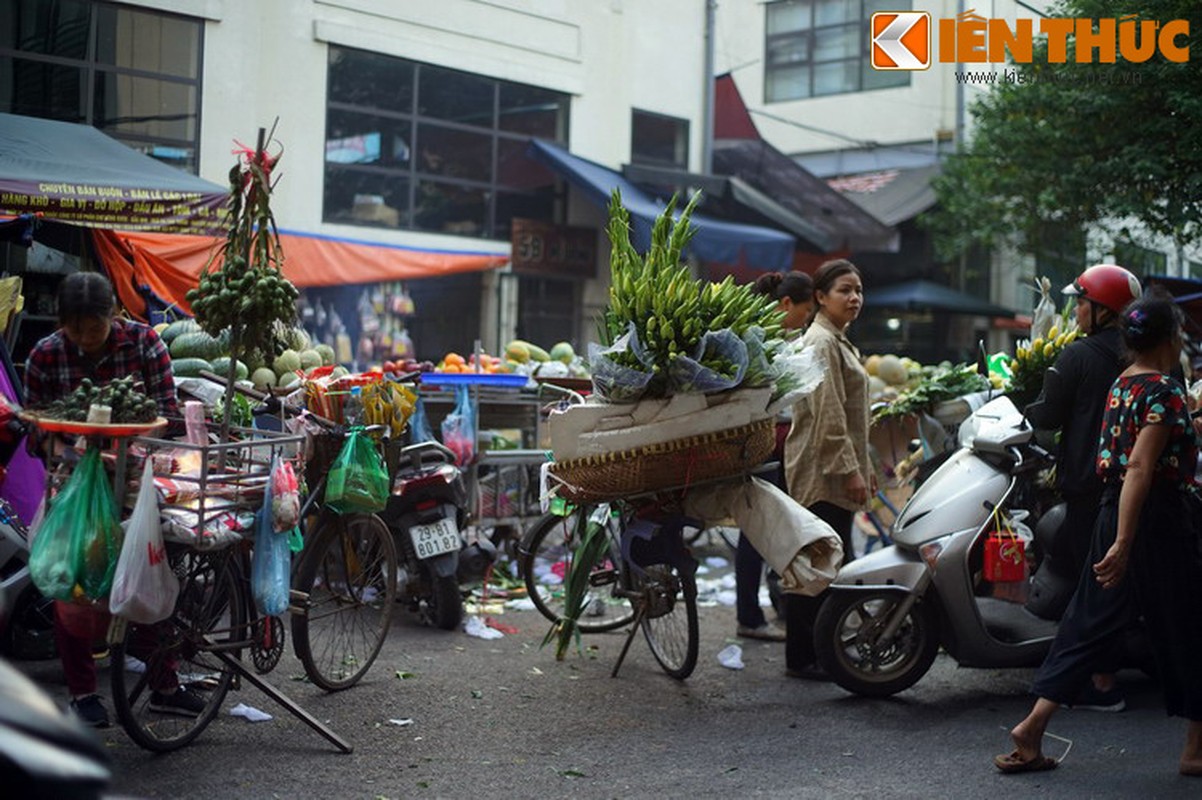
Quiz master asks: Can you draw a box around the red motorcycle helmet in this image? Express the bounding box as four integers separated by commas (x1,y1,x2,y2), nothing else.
1062,264,1142,313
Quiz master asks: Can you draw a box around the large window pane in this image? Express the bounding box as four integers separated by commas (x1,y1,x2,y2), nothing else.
767,0,810,34
766,64,810,102
324,166,410,229
326,109,412,167
765,0,911,101
328,47,413,112
497,138,556,189
0,56,84,120
416,123,492,182
418,64,494,125
0,0,91,58
631,111,689,169
813,59,858,96
813,25,858,61
126,140,196,172
93,70,196,141
767,34,811,67
499,83,564,138
95,6,200,79
414,181,487,236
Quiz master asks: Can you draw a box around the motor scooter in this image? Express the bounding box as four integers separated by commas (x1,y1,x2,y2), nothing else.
814,395,1092,697
379,440,494,630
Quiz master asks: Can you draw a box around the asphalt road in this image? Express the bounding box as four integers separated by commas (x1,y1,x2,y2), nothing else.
12,546,1201,800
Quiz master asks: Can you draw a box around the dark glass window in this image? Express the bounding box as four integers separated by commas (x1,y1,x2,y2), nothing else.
324,46,570,239
765,0,909,101
327,47,413,112
418,64,494,125
1,0,91,58
631,110,689,169
1113,240,1166,276
323,166,410,230
0,0,203,172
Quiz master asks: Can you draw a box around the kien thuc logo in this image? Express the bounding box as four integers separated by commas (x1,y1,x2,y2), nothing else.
871,11,931,70
870,9,1190,70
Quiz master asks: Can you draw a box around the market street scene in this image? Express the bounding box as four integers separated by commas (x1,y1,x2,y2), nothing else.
1,1,1202,798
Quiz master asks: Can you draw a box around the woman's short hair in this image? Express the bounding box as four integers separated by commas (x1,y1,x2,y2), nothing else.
1119,287,1182,353
753,271,814,303
57,272,116,325
812,259,862,295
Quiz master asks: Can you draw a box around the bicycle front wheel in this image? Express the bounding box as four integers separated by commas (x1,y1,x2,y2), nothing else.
519,510,635,633
291,513,397,691
110,547,245,752
637,563,699,680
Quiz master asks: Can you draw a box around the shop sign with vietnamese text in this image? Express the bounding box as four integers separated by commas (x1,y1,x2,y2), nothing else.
511,218,596,279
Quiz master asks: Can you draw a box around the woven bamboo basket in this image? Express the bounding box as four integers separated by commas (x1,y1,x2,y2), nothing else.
547,418,775,504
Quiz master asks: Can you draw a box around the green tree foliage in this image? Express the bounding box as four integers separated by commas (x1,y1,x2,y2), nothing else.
923,0,1202,261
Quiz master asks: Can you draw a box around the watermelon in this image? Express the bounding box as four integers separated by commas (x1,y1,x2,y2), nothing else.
160,318,200,345
171,358,214,378
210,357,249,382
170,331,223,361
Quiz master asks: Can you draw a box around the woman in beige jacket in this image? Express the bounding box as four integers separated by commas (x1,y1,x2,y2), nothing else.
783,258,873,678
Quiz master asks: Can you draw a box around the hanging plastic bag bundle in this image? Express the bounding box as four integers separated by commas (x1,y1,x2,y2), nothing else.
270,457,300,532
588,322,655,403
440,385,476,466
325,430,390,514
110,460,179,623
73,447,124,600
252,466,292,616
30,447,123,602
409,396,436,444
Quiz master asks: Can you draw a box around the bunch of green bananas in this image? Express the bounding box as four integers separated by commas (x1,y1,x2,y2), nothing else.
601,189,784,383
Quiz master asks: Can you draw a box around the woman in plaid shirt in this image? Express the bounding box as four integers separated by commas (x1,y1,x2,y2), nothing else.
25,272,200,727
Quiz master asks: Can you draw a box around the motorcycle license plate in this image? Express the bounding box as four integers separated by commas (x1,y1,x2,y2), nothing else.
409,518,460,559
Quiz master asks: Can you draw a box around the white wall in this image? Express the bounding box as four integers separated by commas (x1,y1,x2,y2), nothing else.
162,0,708,253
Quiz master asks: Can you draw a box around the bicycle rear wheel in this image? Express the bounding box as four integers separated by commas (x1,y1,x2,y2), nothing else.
519,509,635,633
637,563,699,680
110,546,245,752
291,513,397,691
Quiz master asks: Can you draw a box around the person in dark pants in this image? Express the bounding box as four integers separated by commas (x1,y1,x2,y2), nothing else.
25,272,204,728
1024,263,1142,710
996,290,1202,776
735,271,814,641
780,260,870,677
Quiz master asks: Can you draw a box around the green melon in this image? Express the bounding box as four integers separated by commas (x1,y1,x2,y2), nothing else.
210,357,248,382
250,367,277,389
315,343,336,366
272,349,302,377
171,357,213,378
298,349,322,370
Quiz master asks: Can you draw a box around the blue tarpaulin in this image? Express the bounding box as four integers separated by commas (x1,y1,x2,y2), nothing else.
527,139,795,271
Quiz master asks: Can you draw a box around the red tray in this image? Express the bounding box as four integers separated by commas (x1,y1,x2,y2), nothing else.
21,412,169,437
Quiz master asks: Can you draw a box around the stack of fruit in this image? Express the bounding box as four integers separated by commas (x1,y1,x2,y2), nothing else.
161,319,342,391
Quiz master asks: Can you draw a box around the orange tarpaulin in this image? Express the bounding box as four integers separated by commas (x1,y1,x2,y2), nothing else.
92,229,510,320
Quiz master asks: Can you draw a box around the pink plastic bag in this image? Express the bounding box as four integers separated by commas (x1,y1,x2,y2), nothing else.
271,457,300,532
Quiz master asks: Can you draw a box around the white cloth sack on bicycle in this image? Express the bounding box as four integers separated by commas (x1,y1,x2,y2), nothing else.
110,460,179,624
684,476,842,597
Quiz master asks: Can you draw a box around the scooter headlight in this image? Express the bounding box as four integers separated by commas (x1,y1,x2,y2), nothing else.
918,534,954,572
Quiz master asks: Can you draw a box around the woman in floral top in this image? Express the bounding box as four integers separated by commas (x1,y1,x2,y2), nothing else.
997,289,1202,776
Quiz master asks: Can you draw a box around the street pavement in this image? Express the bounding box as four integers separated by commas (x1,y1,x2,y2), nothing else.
11,543,1200,800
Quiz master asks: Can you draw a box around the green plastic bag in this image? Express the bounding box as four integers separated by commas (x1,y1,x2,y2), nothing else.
30,448,123,601
324,429,389,514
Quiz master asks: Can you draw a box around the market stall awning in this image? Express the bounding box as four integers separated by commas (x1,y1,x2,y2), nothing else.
865,279,1017,318
712,138,899,254
93,227,510,320
827,164,942,227
0,112,227,235
527,139,795,271
621,163,836,251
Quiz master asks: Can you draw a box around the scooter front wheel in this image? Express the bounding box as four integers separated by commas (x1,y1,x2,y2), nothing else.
815,589,940,698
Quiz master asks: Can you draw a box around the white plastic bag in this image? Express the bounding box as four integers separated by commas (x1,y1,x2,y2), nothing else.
109,460,179,623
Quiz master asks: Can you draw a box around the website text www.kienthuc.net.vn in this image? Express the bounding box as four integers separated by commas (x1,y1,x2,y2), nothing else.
955,67,1145,85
